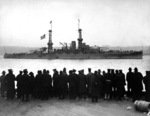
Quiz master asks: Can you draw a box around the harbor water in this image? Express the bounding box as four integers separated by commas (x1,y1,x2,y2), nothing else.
0,55,150,76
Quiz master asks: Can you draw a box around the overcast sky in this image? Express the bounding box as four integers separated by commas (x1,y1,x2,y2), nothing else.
0,0,150,47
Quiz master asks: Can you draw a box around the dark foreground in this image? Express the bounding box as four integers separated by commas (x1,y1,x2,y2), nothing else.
0,98,145,116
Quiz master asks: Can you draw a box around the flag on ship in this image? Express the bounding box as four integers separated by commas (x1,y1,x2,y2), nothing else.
50,20,52,24
41,34,46,40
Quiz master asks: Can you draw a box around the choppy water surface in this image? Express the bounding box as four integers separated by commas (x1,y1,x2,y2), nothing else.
0,55,150,76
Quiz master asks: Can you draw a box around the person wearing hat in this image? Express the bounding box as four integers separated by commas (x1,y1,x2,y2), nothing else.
46,70,52,98
62,69,68,99
20,69,30,101
53,69,57,72
72,69,76,74
0,71,6,98
16,71,23,100
78,69,87,99
68,69,78,99
126,67,134,98
40,69,49,100
5,69,15,100
88,68,91,73
117,70,126,100
103,69,112,100
110,69,117,99
115,70,119,99
35,70,42,99
132,67,143,102
87,68,94,99
91,71,99,102
53,69,59,97
143,71,150,101
8,69,12,72
57,70,68,100
29,72,35,98
63,68,67,74
97,69,105,98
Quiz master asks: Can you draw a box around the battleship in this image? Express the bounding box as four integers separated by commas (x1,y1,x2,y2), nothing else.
4,21,143,59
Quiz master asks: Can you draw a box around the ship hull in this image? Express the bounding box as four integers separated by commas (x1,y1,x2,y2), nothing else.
4,52,143,59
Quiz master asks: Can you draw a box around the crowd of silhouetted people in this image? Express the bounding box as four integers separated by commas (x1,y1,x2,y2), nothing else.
0,67,150,103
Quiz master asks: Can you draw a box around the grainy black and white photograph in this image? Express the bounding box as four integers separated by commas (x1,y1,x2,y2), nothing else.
0,0,150,116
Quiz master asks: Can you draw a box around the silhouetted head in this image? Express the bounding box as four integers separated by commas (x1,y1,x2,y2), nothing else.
102,71,106,75
63,67,66,72
8,69,13,73
81,69,84,74
23,69,28,74
128,67,132,72
55,70,58,75
29,72,33,76
119,70,122,73
94,71,98,75
38,70,42,75
111,69,114,74
46,70,50,74
78,70,81,74
134,67,138,72
60,71,63,75
19,70,23,74
98,69,101,74
2,71,6,75
72,69,76,72
88,68,91,73
69,70,72,74
107,69,110,73
43,69,46,74
53,69,57,73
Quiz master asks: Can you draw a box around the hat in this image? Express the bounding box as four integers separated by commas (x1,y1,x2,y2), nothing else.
23,69,27,71
8,69,12,71
8,69,12,72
